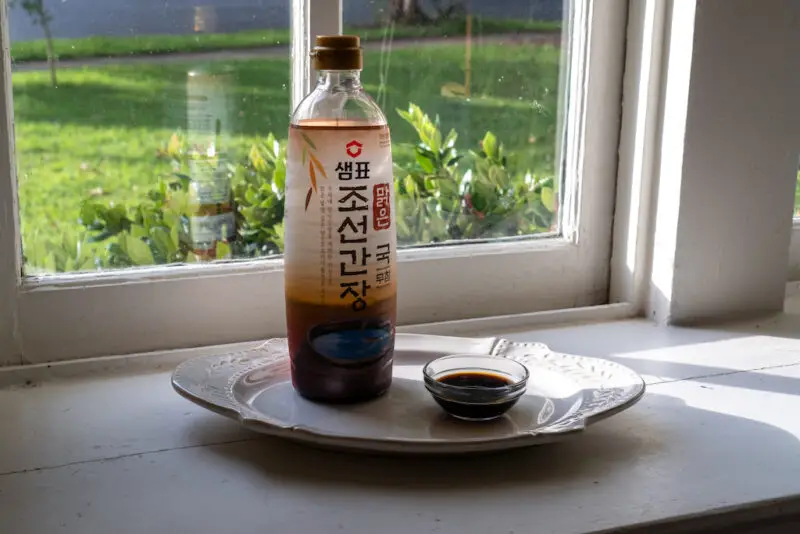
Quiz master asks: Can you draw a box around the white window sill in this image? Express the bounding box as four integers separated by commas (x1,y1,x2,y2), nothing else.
4,312,800,533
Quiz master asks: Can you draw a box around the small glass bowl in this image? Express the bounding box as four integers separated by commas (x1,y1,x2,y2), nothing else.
422,354,529,421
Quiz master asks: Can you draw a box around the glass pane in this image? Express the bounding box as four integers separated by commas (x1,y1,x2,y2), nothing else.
10,0,564,274
344,0,564,247
796,161,800,217
10,1,292,273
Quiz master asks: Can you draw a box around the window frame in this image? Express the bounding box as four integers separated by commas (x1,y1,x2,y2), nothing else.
0,0,21,365
620,0,800,323
0,0,628,364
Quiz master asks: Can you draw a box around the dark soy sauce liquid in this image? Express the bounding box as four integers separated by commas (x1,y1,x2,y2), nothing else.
286,297,396,403
437,372,511,388
434,372,519,420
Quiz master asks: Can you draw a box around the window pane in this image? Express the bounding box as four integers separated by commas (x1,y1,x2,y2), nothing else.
795,162,800,217
10,1,292,273
344,0,564,248
10,0,564,274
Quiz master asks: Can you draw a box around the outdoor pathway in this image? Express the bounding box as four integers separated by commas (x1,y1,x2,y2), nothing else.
11,32,561,72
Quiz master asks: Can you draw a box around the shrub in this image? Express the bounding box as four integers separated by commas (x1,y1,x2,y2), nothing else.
394,103,555,244
32,102,556,272
76,132,287,267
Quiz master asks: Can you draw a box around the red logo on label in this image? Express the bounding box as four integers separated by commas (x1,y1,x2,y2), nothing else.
346,140,363,158
373,183,391,231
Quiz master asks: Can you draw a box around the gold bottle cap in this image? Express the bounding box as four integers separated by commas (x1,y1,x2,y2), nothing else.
311,35,362,71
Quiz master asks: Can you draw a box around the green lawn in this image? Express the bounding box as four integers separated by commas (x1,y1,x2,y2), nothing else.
10,18,561,63
12,42,560,271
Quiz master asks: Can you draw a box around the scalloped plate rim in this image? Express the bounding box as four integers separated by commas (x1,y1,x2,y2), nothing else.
172,334,646,454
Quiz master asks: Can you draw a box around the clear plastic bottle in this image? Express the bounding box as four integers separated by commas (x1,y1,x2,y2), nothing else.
186,68,236,261
283,36,397,403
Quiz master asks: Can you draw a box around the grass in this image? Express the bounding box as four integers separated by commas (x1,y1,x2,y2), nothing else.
10,17,561,63
11,41,561,270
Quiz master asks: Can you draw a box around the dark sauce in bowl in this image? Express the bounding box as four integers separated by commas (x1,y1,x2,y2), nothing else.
432,371,523,421
438,372,511,388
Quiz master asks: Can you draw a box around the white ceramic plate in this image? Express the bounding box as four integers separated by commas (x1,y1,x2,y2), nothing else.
172,334,645,454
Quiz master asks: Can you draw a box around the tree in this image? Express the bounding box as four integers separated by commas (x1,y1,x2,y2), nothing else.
389,0,466,24
11,0,57,86
389,0,428,24
430,0,466,20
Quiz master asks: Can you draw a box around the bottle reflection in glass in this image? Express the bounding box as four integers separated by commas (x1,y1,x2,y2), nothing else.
186,68,236,261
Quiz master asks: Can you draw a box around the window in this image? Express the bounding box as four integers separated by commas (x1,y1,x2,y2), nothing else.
788,164,800,280
0,0,627,364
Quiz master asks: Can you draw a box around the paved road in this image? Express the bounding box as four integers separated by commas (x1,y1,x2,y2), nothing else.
9,0,562,42
12,32,560,71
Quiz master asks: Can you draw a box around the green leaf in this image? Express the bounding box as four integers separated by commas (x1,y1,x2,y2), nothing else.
541,187,556,212
171,173,192,190
431,125,442,154
482,131,498,158
249,145,267,172
87,230,114,243
532,201,554,222
151,226,177,257
105,204,130,232
170,220,180,248
444,129,458,148
416,145,437,161
404,175,417,196
270,222,285,252
265,133,278,156
446,155,463,167
130,224,149,240
122,235,155,266
274,166,286,192
240,206,255,221
415,152,435,174
79,201,99,226
216,241,231,260
43,251,57,273
438,178,459,199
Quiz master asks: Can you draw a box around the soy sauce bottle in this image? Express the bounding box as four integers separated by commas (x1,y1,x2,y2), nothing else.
283,36,397,403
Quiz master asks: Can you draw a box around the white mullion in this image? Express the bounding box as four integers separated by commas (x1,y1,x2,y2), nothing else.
291,0,342,110
0,0,23,365
5,0,629,364
609,0,667,309
647,0,800,323
558,0,588,241
559,0,627,273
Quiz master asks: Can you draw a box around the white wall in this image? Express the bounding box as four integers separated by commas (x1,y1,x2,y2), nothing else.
648,0,800,324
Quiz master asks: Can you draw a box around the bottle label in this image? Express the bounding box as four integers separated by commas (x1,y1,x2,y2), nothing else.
189,159,232,205
284,125,396,308
186,70,231,156
190,212,235,244
284,124,397,375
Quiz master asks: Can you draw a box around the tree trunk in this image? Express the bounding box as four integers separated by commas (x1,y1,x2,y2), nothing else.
42,22,57,87
390,0,427,24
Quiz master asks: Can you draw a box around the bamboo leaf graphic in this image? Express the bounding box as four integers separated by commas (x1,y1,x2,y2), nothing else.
310,153,327,179
309,161,318,192
302,146,307,165
304,187,313,211
301,132,317,150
